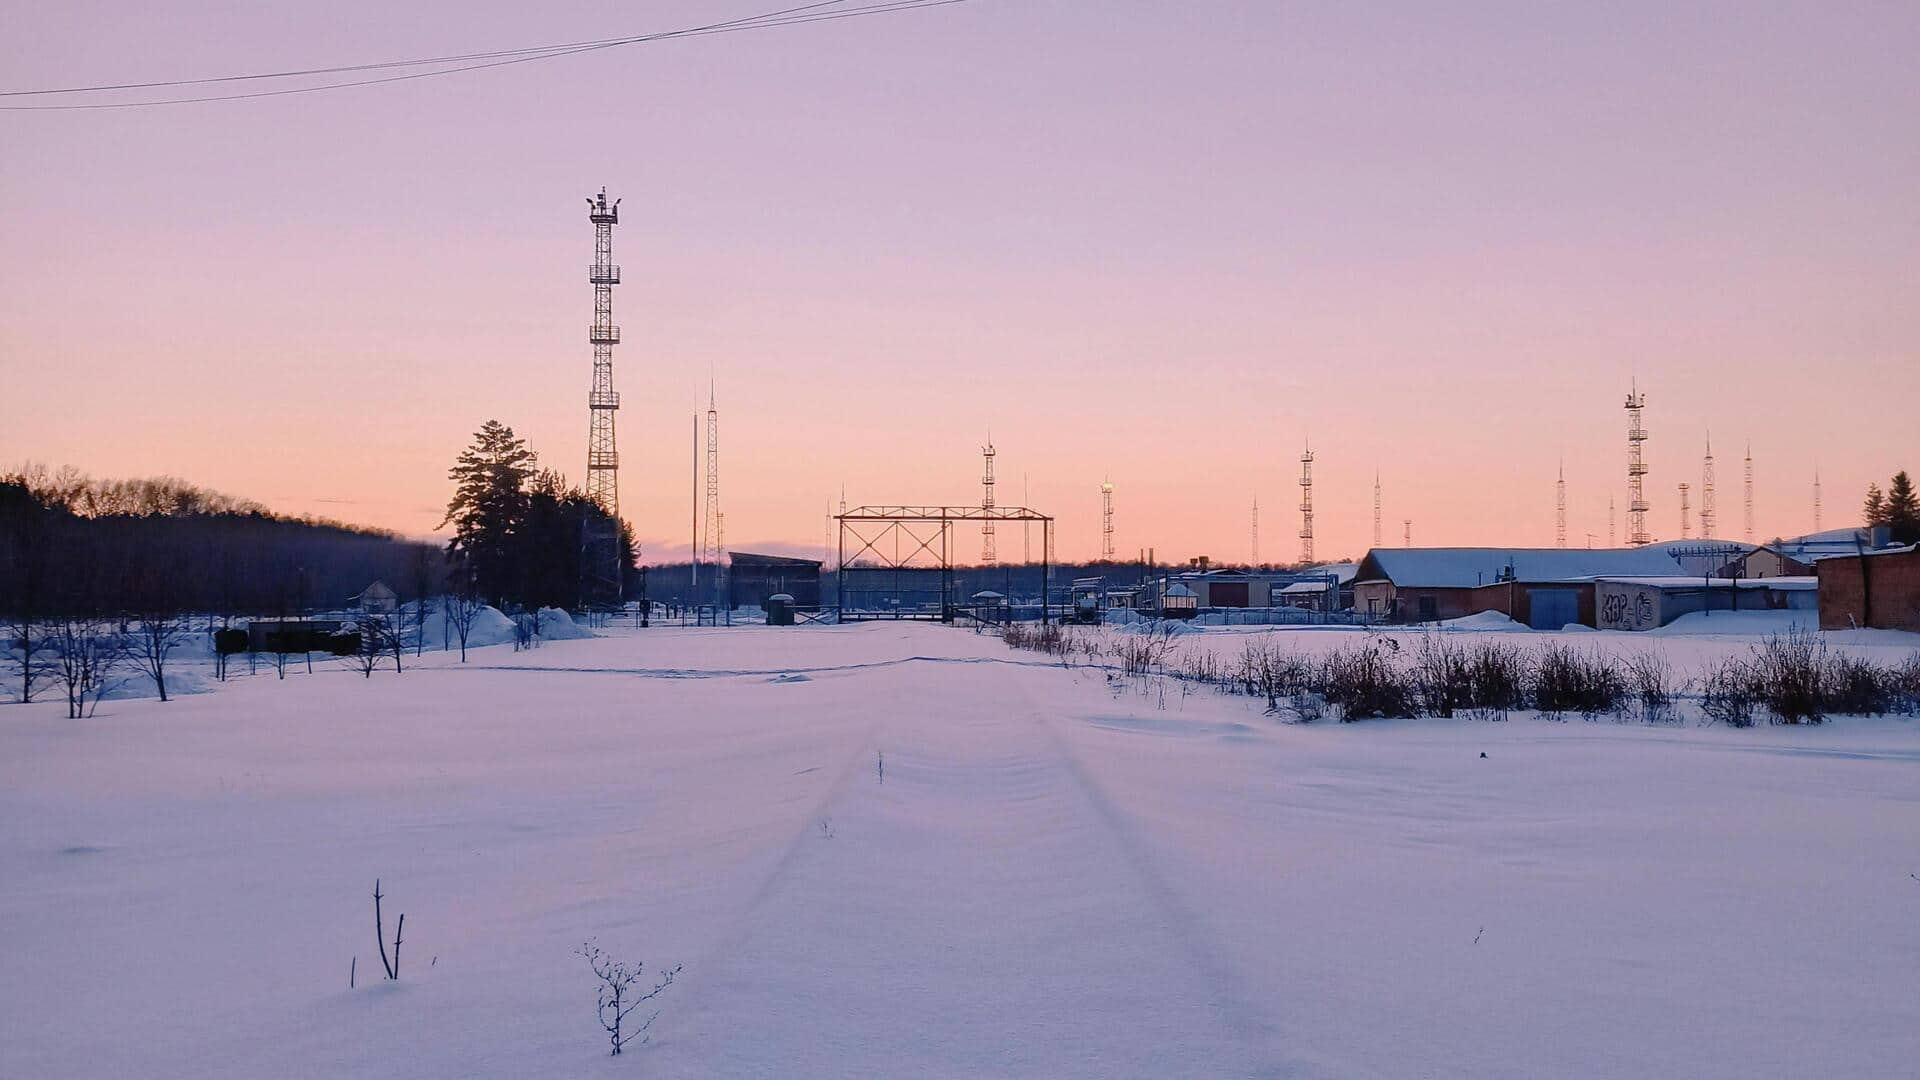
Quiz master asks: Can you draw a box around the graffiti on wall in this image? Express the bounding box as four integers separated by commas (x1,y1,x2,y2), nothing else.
1598,586,1658,631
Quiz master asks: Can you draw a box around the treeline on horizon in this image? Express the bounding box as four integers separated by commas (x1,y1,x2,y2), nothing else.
0,464,437,620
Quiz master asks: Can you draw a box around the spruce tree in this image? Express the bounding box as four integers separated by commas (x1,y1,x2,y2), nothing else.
442,421,537,603
1884,471,1918,544
1862,483,1886,527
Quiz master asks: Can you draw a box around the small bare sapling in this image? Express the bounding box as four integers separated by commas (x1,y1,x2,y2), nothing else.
578,941,680,1056
372,878,405,980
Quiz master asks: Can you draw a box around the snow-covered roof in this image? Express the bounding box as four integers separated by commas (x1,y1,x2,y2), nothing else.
1596,576,1817,590
1279,580,1334,594
1359,546,1695,589
1308,562,1360,585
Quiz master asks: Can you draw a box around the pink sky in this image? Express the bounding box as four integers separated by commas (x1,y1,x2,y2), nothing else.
3,1,1916,563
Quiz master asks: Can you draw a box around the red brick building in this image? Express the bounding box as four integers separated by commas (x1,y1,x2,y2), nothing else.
1816,545,1920,631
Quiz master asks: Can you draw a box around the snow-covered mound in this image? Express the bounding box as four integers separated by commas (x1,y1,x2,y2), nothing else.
1434,610,1527,631
534,607,595,640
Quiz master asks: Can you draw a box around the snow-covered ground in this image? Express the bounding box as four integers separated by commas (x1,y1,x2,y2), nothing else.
3,620,1918,1078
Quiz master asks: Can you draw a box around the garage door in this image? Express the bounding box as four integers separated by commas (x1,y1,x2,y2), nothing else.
1528,588,1580,630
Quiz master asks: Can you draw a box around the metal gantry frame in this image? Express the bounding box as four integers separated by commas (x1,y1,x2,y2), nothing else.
836,505,1054,623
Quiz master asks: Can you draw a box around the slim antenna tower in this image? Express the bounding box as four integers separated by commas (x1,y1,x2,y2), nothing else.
1813,468,1822,532
1743,442,1754,541
1624,384,1650,545
1251,496,1260,565
1100,479,1115,559
1403,519,1411,547
980,438,996,565
1608,495,1616,547
1678,482,1692,539
1298,442,1315,564
1555,460,1567,548
702,380,722,604
583,189,624,602
690,413,699,598
1700,434,1717,539
1372,471,1382,549
1023,474,1031,564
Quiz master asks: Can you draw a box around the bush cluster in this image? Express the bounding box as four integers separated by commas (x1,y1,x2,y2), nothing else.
1700,629,1919,726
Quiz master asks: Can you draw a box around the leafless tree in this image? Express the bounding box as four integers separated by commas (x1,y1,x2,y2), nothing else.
446,590,485,663
48,615,122,718
577,941,679,1056
348,614,393,679
409,548,435,658
129,609,190,703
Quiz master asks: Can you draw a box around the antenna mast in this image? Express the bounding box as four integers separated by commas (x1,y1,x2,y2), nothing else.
583,189,624,602
1625,384,1650,545
1100,479,1115,559
1251,496,1259,565
980,438,996,565
702,380,722,606
1298,442,1315,564
1743,442,1754,541
1555,460,1567,548
1679,482,1692,539
1372,471,1382,549
1701,434,1717,539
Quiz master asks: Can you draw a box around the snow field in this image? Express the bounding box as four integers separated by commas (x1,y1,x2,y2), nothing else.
2,620,1917,1078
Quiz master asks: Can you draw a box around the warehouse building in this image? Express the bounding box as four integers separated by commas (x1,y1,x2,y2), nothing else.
1350,546,1703,629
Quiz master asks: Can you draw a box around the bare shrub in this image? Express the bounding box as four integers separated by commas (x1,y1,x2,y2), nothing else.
1113,622,1180,678
1621,649,1680,725
1893,654,1920,716
1411,633,1472,718
578,941,680,1056
48,616,122,718
1322,637,1414,721
1824,653,1895,716
1700,656,1761,728
1749,629,1827,724
1531,643,1625,720
1464,639,1529,719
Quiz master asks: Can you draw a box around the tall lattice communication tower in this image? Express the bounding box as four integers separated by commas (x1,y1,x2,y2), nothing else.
1403,519,1411,547
1743,442,1754,541
1372,471,1382,549
1625,385,1650,545
1700,434,1717,539
1100,479,1115,559
1555,460,1567,548
1679,482,1692,539
1298,443,1315,564
584,189,624,600
980,439,996,565
1608,495,1616,548
1813,468,1822,532
1250,496,1259,565
701,380,722,603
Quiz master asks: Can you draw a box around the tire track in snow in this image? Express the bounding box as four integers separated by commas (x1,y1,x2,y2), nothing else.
1023,681,1301,1077
445,653,1064,680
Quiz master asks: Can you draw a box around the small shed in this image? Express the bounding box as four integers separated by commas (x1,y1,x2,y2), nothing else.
352,581,398,615
1161,582,1198,620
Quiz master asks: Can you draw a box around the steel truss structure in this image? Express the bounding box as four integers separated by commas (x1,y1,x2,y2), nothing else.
836,505,1054,623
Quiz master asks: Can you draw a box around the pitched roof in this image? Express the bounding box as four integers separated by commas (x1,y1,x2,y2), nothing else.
1357,546,1693,589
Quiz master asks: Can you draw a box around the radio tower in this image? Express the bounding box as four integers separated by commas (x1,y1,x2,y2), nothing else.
1403,519,1411,547
1250,496,1259,565
1608,495,1616,547
1700,434,1717,539
1298,442,1315,564
701,378,722,605
1678,482,1692,539
584,189,624,601
1743,442,1754,541
980,438,996,565
1555,460,1567,548
1625,384,1650,545
1372,471,1382,549
1813,468,1822,533
1100,479,1115,559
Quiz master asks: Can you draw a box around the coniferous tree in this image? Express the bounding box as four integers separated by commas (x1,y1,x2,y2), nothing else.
1862,483,1886,527
442,421,537,604
1884,471,1918,544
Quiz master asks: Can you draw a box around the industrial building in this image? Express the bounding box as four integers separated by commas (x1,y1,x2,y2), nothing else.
1350,546,1719,629
727,552,822,612
1816,543,1920,631
1593,577,1815,631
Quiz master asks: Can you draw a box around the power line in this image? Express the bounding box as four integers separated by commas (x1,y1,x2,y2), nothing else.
1,0,976,111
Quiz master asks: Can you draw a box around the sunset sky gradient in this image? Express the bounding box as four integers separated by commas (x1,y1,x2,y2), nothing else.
3,1,1916,563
